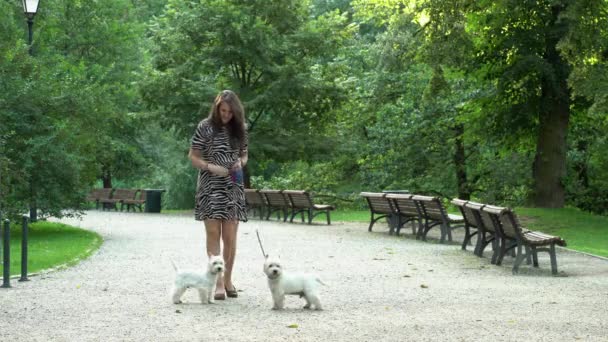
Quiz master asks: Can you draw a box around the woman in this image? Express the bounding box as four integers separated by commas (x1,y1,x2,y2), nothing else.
188,90,248,300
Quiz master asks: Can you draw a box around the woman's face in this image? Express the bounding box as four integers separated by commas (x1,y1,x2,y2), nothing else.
219,102,233,125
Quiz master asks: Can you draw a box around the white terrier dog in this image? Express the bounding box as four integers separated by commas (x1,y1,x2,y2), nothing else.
170,255,225,304
263,256,325,310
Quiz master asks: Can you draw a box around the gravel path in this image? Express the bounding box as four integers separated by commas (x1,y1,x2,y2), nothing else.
1,211,607,341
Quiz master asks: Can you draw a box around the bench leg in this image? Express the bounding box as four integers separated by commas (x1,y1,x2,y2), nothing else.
532,246,539,267
512,243,526,274
525,246,532,265
549,244,558,275
326,210,331,225
368,213,375,232
490,237,500,264
461,225,473,250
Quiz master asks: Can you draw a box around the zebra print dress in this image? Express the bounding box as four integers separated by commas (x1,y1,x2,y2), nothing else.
191,118,248,222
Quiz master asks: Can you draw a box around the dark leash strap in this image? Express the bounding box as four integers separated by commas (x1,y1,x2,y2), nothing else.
256,229,268,258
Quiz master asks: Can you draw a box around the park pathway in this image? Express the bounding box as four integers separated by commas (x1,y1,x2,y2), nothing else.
1,211,607,341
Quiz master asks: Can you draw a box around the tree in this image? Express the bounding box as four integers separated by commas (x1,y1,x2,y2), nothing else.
141,0,355,187
421,0,608,207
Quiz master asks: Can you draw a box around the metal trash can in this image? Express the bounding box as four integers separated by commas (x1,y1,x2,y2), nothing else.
144,189,166,213
382,190,410,232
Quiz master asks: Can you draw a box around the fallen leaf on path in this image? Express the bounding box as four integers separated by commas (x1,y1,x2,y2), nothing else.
287,324,299,329
420,284,428,288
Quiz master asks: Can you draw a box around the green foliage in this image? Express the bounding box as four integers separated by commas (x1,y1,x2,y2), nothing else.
1,0,150,217
135,122,196,210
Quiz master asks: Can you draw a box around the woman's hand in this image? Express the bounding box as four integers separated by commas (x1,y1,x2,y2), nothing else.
207,163,229,177
230,158,242,173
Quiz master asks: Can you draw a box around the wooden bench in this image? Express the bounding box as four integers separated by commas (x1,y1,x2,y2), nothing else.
260,190,290,221
86,188,113,210
385,193,422,236
451,199,480,252
245,188,267,220
122,189,147,212
463,201,499,262
85,188,112,210
412,195,465,243
360,192,395,234
482,205,566,275
99,188,138,211
283,190,335,225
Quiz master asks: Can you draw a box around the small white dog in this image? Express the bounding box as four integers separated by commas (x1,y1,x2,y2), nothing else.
170,255,225,304
263,256,325,310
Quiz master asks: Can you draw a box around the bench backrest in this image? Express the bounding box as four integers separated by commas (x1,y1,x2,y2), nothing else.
412,195,446,221
283,190,314,209
260,190,289,207
451,198,477,228
112,188,138,200
245,189,266,207
483,205,519,239
360,192,393,214
98,188,113,200
464,201,494,233
385,194,419,217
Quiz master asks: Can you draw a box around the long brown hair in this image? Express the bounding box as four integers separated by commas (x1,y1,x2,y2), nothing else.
208,90,246,148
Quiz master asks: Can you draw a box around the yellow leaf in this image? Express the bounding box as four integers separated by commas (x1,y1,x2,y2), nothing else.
287,324,299,329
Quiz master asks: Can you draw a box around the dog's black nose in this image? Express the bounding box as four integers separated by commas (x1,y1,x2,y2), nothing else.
273,270,278,274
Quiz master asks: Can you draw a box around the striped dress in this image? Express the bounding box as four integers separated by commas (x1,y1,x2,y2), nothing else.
191,118,248,222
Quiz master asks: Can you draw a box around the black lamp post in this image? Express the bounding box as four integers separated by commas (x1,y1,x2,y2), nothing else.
23,0,40,221
22,0,40,55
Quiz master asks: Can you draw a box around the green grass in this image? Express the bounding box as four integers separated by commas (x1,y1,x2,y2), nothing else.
1,221,103,277
515,207,608,257
333,207,608,257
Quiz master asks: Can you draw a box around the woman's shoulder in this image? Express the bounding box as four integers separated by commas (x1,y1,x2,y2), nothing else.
196,118,214,135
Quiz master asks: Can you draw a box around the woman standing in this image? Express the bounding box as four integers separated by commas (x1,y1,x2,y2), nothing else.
188,90,248,300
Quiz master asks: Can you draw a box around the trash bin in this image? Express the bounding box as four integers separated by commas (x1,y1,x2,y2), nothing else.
144,189,166,213
382,190,410,232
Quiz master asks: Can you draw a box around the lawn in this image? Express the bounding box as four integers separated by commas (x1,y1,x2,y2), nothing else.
1,221,103,277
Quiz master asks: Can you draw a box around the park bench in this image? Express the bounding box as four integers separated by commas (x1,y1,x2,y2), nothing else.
385,193,422,236
482,205,567,275
360,192,395,234
122,189,147,212
463,201,499,262
259,190,290,221
412,195,465,243
450,199,480,252
99,188,138,211
282,190,335,225
86,188,112,210
245,188,267,220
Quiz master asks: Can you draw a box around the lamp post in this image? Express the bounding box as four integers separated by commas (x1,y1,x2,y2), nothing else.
22,0,40,222
22,1,39,55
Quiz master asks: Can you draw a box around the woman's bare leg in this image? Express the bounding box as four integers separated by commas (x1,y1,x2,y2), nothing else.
221,219,239,291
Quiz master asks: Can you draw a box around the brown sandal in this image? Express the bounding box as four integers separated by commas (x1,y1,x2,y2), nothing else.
225,286,238,298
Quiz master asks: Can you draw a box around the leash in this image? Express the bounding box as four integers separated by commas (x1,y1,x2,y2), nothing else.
255,229,268,258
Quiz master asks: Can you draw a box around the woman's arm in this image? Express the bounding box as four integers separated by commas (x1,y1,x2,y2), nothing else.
188,148,208,170
189,148,229,176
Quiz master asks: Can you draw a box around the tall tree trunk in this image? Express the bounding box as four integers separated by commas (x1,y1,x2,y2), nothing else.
453,123,470,200
574,139,589,188
533,4,570,208
102,166,113,189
